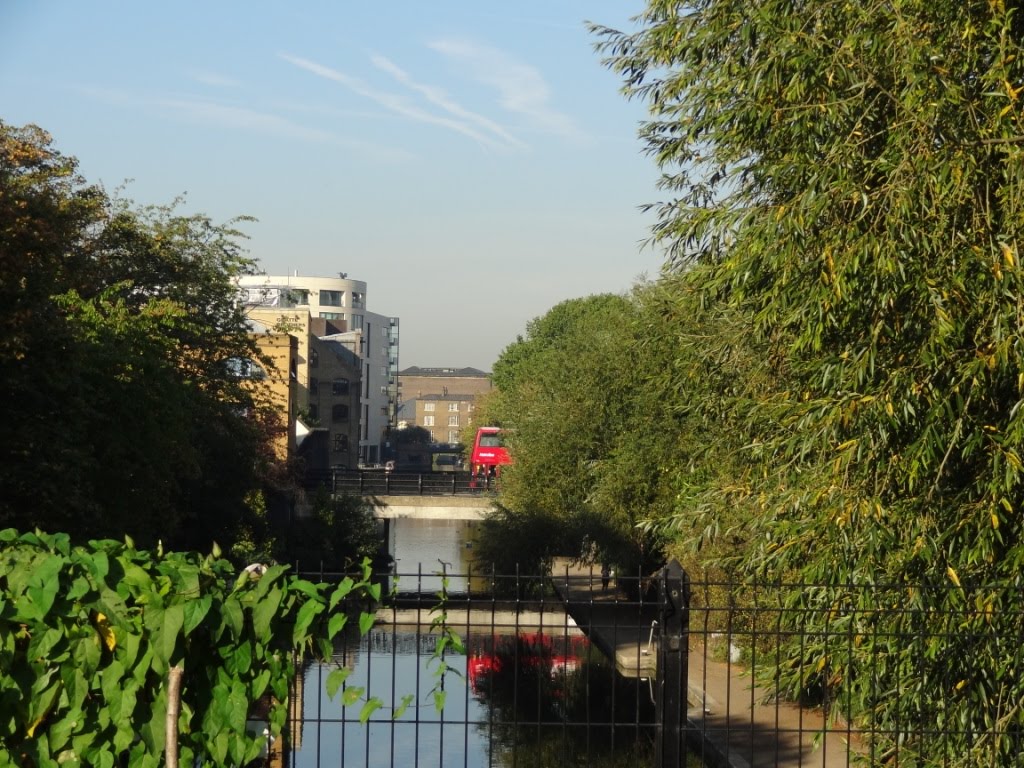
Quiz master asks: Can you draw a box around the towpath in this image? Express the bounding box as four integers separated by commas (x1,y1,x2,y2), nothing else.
551,558,863,768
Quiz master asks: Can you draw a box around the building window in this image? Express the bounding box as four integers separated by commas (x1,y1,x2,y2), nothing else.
351,292,364,309
448,430,459,444
309,349,319,368
291,289,310,305
448,403,459,412
333,433,349,452
321,290,343,306
351,314,364,330
448,415,459,427
320,312,344,321
332,404,349,421
309,377,319,396
424,403,435,412
332,378,350,396
423,415,435,427
308,404,319,420
225,358,266,380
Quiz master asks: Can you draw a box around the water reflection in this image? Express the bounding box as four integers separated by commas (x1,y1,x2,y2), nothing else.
288,627,656,768
387,518,480,593
283,519,659,767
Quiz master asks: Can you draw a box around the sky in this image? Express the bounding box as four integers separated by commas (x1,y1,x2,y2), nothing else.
1,1,666,371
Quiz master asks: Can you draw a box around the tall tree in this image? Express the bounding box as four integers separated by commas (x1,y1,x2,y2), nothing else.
480,293,666,573
595,1,1024,761
0,121,272,548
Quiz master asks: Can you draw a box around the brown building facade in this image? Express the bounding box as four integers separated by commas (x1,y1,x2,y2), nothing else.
398,367,492,445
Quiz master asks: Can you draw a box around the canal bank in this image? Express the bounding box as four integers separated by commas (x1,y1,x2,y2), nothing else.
551,557,862,768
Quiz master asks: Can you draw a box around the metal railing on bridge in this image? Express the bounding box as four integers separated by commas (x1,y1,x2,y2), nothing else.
305,469,499,496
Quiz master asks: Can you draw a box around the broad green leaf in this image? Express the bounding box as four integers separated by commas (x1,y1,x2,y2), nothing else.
23,554,64,620
292,598,324,646
93,750,114,768
328,577,354,610
231,642,252,676
182,594,212,636
250,669,271,700
393,694,414,720
220,596,244,641
26,671,61,737
325,668,350,700
327,612,347,640
358,698,382,724
288,579,321,598
158,603,184,664
358,611,375,636
252,585,282,639
71,635,101,684
27,628,64,663
225,684,249,733
342,686,363,706
100,660,125,704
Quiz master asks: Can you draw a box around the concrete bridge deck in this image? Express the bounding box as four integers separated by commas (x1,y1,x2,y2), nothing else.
369,494,492,521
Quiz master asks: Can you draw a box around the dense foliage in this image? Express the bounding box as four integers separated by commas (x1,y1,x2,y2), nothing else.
0,122,279,551
580,0,1024,763
475,1,1024,761
477,293,669,576
0,529,386,768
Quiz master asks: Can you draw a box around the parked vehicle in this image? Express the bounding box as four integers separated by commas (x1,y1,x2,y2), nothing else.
470,427,511,478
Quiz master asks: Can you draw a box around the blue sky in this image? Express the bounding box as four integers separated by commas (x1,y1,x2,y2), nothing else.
1,1,665,371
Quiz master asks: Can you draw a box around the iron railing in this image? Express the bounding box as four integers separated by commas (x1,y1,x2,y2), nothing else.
304,470,498,496
270,563,1024,768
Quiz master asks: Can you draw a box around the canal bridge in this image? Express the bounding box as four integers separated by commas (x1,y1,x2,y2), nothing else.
315,470,496,520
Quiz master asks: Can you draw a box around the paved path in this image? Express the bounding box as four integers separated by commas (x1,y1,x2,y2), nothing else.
552,558,863,768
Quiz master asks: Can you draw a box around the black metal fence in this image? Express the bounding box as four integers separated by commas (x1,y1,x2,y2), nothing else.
273,563,1024,768
304,470,497,496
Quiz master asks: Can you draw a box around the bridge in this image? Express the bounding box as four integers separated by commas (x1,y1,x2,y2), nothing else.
311,470,497,520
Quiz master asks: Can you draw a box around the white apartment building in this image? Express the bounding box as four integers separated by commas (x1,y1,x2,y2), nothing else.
237,273,400,466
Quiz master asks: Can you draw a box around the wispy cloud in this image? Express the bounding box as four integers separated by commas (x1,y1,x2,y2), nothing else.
428,39,586,142
151,96,411,161
369,53,526,151
156,97,335,140
76,82,411,161
279,52,520,151
190,70,242,88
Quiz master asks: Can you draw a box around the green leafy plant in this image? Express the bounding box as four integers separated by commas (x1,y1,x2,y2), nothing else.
0,529,390,768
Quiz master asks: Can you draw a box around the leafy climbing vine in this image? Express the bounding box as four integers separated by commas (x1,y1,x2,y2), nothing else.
0,529,386,768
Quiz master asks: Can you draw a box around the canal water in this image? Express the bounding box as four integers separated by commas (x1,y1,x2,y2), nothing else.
285,519,658,768
387,517,480,593
291,628,656,768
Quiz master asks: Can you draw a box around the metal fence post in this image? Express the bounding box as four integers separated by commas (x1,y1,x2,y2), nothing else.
655,559,690,768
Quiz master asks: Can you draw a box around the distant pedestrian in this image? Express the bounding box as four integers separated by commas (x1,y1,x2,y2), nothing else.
601,563,611,591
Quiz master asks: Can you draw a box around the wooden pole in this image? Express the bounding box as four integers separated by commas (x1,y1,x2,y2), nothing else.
166,665,183,768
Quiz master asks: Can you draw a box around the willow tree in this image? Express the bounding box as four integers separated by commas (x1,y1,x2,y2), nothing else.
595,2,1024,763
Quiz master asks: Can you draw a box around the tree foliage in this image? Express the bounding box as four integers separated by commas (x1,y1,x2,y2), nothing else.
590,0,1024,761
478,294,667,574
0,122,275,550
0,529,386,768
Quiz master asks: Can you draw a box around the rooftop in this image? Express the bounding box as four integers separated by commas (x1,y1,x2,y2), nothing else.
399,366,490,377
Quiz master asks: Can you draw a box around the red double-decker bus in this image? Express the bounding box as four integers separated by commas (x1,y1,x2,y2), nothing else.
470,427,511,478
